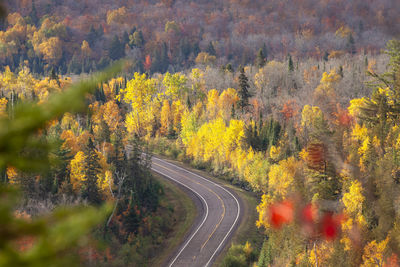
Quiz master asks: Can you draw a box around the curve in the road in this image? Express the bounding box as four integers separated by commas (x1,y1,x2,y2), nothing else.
151,157,241,267
152,164,210,266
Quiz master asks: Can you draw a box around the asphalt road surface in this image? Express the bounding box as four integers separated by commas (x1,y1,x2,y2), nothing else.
151,156,242,267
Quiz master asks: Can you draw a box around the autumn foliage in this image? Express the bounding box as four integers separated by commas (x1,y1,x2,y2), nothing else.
1,9,400,262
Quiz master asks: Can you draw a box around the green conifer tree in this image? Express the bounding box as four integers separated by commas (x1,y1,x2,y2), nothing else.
30,0,39,25
83,138,102,205
347,33,356,55
258,239,273,267
256,48,266,68
339,65,344,78
238,67,251,112
108,35,125,60
288,54,294,72
206,41,216,56
225,63,233,73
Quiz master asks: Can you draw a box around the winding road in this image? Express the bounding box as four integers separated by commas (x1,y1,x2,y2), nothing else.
151,156,242,267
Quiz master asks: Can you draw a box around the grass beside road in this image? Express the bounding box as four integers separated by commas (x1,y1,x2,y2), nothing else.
150,171,197,267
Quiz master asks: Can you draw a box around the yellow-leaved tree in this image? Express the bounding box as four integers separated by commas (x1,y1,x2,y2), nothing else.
69,151,87,191
81,40,92,58
120,73,156,136
194,117,226,163
38,37,63,66
218,88,239,122
160,99,172,136
223,119,245,161
171,100,185,134
341,180,366,251
163,72,187,101
180,110,199,146
206,89,219,120
361,237,389,267
106,7,128,25
268,157,300,198
314,69,340,100
102,100,122,132
0,97,8,116
256,157,302,229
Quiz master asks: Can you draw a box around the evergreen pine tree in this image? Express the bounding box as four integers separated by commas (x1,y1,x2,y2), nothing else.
271,119,281,146
129,26,137,35
108,35,125,60
160,42,169,72
49,68,60,86
98,120,111,144
384,40,400,87
131,31,144,48
30,0,39,26
123,137,143,196
122,31,130,46
261,43,268,60
1,166,6,183
97,25,104,38
238,67,251,112
346,33,356,55
122,205,140,234
83,138,102,205
151,48,161,73
288,54,294,72
193,42,200,56
94,84,106,102
186,95,191,109
257,243,267,267
323,51,329,61
111,129,125,174
87,25,97,47
256,48,266,68
123,76,127,89
231,104,236,119
32,57,40,74
178,37,191,63
225,63,233,73
206,41,216,56
258,239,273,267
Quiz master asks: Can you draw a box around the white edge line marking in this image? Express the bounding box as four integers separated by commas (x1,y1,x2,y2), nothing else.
151,166,209,267
153,157,241,267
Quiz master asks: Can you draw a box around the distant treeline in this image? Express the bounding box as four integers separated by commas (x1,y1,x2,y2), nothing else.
1,0,399,75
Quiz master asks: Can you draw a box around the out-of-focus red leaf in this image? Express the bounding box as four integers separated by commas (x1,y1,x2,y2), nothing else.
320,212,344,240
269,200,294,228
267,200,347,242
301,203,317,224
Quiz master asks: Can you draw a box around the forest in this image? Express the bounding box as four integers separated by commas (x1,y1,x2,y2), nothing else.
1,0,400,267
0,0,399,75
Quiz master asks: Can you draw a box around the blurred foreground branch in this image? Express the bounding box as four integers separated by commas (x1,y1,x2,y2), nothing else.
0,62,124,266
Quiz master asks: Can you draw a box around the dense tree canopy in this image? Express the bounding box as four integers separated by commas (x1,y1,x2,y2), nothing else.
0,0,398,75
2,0,400,265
